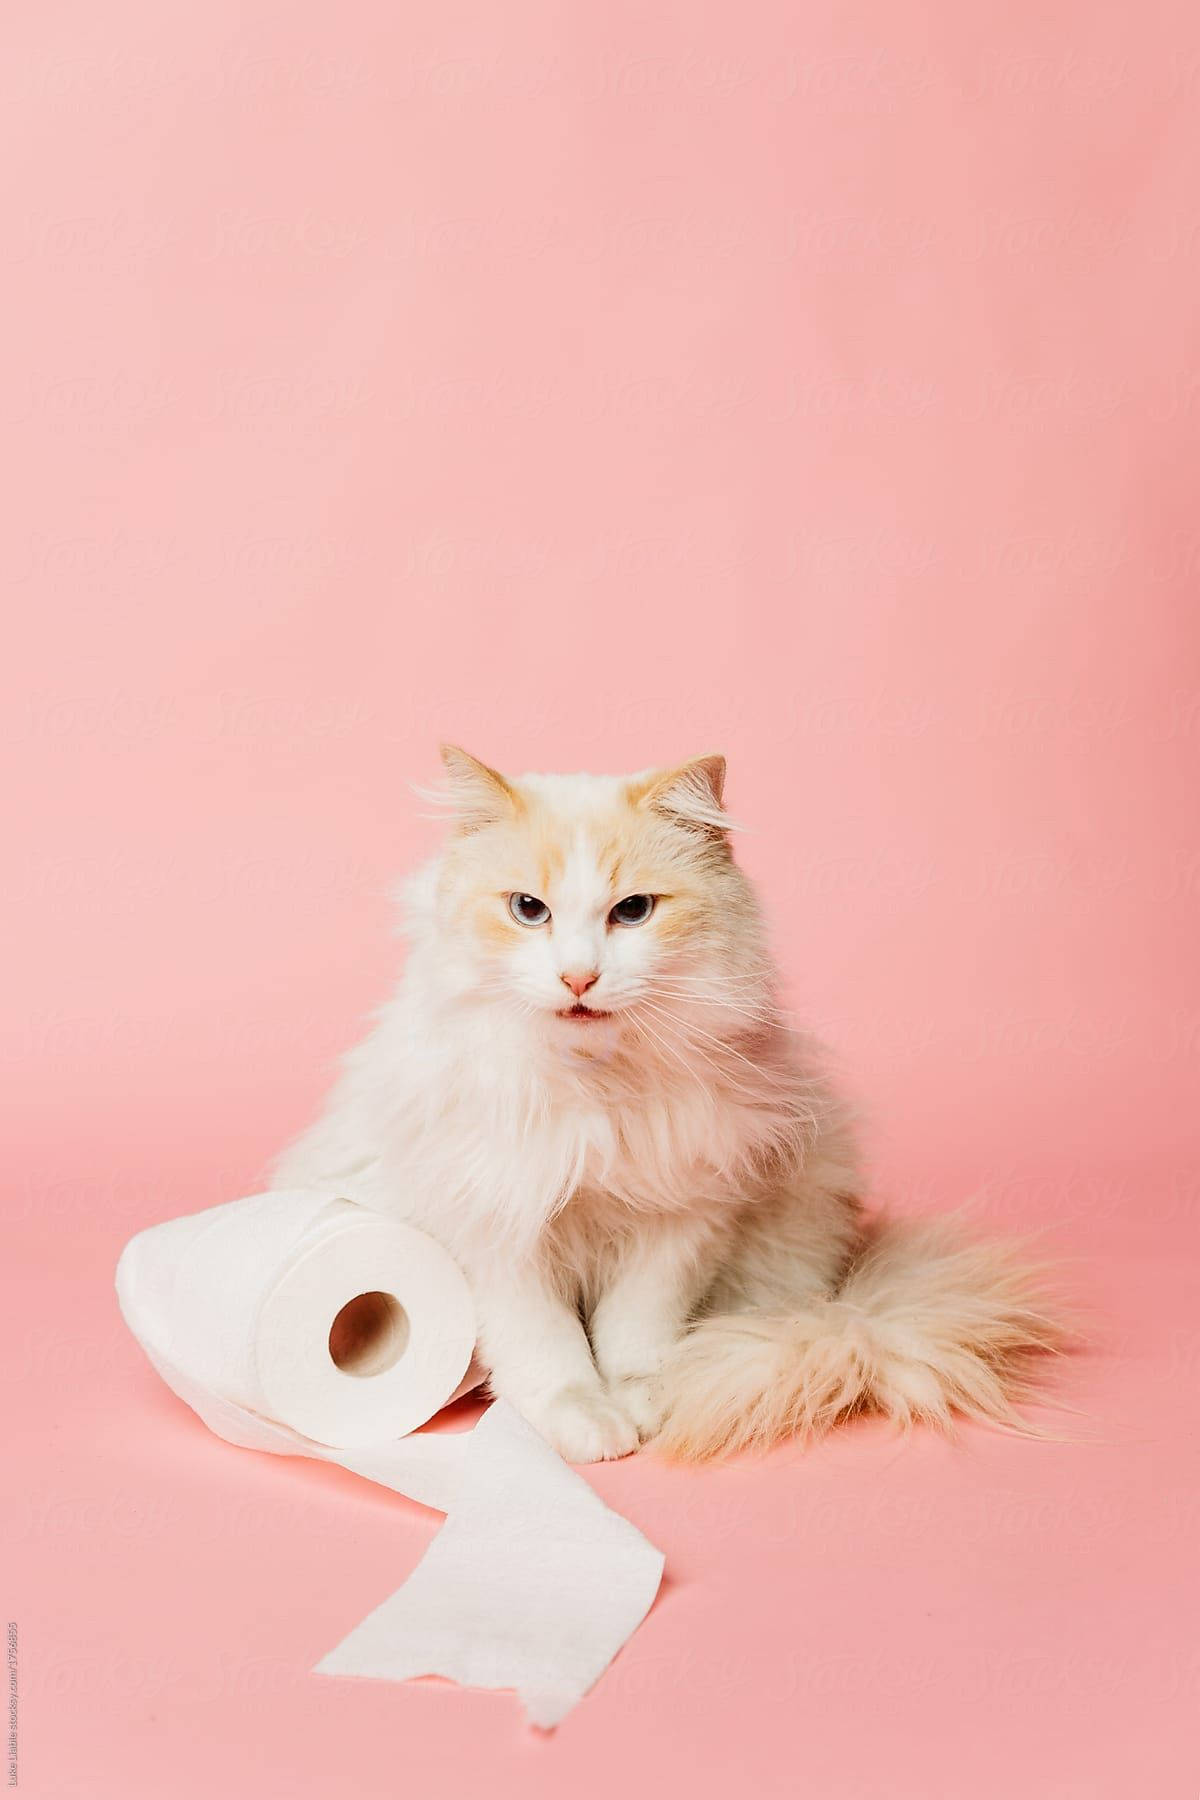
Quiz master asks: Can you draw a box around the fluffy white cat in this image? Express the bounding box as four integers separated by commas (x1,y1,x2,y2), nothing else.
274,747,1059,1462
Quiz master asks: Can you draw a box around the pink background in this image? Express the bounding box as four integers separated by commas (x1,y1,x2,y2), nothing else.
6,2,1199,1795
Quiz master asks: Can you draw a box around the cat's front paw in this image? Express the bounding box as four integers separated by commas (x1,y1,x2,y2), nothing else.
521,1384,640,1463
611,1373,667,1441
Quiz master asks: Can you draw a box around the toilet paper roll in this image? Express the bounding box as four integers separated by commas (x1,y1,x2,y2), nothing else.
116,1189,664,1725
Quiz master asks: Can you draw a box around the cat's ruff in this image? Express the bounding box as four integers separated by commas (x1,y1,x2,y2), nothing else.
274,746,1061,1463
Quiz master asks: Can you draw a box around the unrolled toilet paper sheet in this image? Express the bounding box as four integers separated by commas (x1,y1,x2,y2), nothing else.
116,1191,665,1725
318,1401,665,1728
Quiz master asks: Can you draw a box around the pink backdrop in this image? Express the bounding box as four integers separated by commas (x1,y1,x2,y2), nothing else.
7,2,1199,1796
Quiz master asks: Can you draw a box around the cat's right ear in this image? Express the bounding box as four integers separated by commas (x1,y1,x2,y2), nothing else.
437,744,519,833
630,754,731,837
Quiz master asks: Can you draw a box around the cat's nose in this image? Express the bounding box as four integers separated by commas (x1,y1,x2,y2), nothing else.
560,968,600,998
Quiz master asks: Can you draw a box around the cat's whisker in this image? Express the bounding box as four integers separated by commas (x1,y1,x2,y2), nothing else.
649,978,778,1006
634,1002,750,1091
637,1000,799,1098
656,970,768,987
626,1007,713,1101
647,990,778,1022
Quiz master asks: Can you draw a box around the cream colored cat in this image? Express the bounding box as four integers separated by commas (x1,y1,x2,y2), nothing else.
274,747,1058,1462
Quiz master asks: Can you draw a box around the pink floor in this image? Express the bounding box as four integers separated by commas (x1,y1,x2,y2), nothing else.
11,1137,1198,1799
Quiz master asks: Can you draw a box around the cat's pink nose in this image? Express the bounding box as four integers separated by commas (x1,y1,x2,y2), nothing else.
560,969,599,998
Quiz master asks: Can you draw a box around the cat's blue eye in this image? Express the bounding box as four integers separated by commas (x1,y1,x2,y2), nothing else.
609,894,656,927
509,893,551,927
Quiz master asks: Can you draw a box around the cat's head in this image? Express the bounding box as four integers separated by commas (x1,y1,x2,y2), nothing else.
419,745,771,1048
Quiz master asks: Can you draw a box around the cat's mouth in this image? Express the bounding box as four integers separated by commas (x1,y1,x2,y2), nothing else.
556,1004,613,1023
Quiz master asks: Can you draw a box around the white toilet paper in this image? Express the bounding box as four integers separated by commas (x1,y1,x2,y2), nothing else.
116,1190,664,1725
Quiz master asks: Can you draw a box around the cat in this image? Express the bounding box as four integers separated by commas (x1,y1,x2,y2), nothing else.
273,745,1060,1462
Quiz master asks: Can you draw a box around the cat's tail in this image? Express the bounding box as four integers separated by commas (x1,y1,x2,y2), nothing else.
652,1215,1067,1461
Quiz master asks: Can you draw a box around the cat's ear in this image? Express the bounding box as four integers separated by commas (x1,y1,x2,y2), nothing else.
437,744,519,833
631,754,729,836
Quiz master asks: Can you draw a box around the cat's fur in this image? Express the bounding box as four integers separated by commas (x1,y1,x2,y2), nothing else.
273,747,1060,1462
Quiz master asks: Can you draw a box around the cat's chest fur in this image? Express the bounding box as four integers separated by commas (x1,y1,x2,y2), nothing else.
542,1076,763,1220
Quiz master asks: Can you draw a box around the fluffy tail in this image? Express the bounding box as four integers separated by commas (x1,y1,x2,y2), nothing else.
653,1216,1066,1460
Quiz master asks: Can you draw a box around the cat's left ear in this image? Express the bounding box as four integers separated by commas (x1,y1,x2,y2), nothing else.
437,744,519,833
631,754,730,836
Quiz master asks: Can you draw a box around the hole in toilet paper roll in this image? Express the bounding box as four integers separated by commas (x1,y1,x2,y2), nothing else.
327,1292,410,1378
